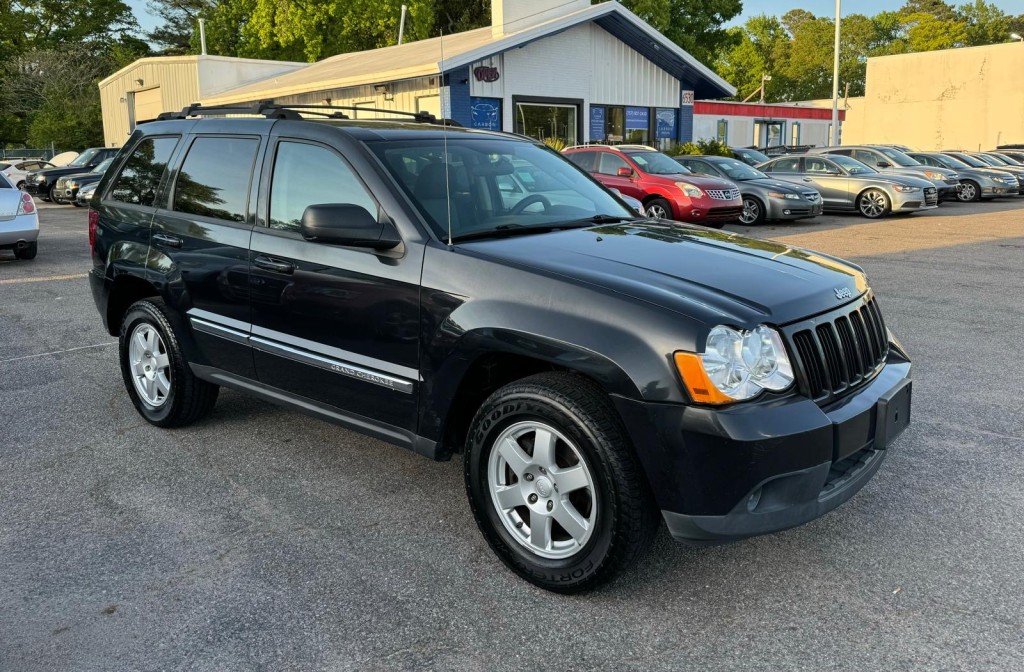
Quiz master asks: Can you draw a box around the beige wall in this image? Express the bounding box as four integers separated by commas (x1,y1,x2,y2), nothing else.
842,42,1024,150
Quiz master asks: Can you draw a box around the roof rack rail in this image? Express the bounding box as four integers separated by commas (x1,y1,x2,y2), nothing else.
563,143,616,151
156,100,461,126
616,144,656,151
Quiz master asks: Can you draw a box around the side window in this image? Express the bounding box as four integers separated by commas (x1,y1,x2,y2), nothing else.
566,152,596,172
173,136,259,222
852,149,877,166
597,152,629,176
829,149,852,157
269,141,378,233
768,157,801,174
805,157,832,173
109,136,180,207
688,161,716,176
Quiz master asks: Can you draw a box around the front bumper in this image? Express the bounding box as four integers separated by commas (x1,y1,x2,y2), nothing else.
613,349,912,544
764,197,822,220
22,181,46,196
892,190,937,212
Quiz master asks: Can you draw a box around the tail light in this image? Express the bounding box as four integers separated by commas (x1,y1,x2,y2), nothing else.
89,209,99,251
16,192,34,215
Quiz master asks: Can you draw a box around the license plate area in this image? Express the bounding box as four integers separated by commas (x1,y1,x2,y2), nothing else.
875,379,912,449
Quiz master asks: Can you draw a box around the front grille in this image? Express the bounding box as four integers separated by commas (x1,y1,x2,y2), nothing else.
803,192,821,203
787,296,889,403
705,206,744,221
924,187,938,206
707,188,740,201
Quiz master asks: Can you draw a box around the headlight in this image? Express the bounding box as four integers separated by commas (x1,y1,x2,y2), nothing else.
922,170,945,180
893,184,920,192
767,191,801,200
674,325,795,404
35,174,46,182
676,182,703,198
69,181,79,188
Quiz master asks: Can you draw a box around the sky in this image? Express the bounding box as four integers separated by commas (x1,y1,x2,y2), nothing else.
126,0,1023,42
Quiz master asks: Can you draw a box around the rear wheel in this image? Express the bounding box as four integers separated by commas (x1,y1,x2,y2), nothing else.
957,180,980,202
14,242,37,260
645,198,672,220
119,298,219,427
465,372,659,593
739,196,766,225
47,185,58,203
857,189,891,219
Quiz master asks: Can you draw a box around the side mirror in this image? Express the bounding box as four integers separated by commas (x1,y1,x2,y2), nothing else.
301,203,400,250
616,166,634,177
876,160,892,168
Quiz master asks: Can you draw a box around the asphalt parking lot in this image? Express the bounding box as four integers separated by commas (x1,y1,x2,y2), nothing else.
2,199,1024,671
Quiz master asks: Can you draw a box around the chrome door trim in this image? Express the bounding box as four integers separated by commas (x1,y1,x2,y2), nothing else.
250,336,415,394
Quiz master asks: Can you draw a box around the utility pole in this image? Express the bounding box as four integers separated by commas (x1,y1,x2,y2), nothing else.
830,0,841,146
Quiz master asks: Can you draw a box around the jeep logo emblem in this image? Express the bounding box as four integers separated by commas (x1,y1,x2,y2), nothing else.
834,287,852,300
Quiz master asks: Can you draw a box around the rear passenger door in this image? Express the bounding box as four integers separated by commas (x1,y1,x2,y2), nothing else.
247,131,421,432
802,156,849,208
151,126,269,378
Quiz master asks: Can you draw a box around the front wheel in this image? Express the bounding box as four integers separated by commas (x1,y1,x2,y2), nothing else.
857,189,891,219
119,298,219,427
645,198,672,220
739,196,766,225
465,372,659,593
957,180,980,202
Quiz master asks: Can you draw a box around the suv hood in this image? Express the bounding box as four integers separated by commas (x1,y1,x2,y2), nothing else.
462,221,866,327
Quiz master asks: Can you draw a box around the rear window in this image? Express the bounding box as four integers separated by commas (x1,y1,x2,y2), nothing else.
109,136,180,206
172,136,259,222
766,157,801,173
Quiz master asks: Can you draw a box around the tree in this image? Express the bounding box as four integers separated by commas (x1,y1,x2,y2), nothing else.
617,0,742,65
715,16,792,101
146,0,214,54
959,0,1011,45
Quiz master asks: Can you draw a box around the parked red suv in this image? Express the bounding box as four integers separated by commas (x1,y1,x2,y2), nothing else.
564,145,743,227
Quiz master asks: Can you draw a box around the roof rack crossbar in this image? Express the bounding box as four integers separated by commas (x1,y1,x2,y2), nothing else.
155,100,461,126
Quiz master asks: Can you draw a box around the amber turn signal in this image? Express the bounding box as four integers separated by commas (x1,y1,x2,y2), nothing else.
673,352,734,405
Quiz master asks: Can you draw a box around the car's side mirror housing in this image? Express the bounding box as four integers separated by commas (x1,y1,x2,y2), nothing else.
301,203,400,250
876,160,892,168
617,166,634,177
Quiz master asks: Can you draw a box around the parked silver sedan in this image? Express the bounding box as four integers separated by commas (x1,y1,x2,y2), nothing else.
757,154,938,219
907,152,1018,201
675,155,822,225
809,145,961,200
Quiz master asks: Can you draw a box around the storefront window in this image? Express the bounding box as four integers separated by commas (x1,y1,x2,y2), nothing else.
716,119,728,144
791,122,801,145
605,107,625,144
625,107,649,144
514,102,578,146
754,120,785,148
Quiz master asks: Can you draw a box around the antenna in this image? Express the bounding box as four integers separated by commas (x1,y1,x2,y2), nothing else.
439,29,453,247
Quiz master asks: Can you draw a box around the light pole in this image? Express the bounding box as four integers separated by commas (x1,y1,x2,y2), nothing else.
830,0,841,146
759,74,772,104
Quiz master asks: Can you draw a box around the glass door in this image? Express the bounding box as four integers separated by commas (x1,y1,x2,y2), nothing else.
514,102,578,146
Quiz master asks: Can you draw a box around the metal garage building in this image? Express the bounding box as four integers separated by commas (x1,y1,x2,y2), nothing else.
100,0,736,148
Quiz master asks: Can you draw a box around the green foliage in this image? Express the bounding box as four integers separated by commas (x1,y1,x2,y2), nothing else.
667,142,703,156
543,137,567,152
695,138,733,156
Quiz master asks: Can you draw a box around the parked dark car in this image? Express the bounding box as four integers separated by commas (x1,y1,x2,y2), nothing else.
942,152,1024,194
24,147,119,202
675,155,822,224
89,105,912,593
906,152,1018,201
54,157,115,205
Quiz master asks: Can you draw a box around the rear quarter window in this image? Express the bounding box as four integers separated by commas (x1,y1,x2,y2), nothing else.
108,136,180,206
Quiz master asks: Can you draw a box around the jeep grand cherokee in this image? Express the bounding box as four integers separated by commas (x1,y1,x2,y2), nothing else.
88,103,912,593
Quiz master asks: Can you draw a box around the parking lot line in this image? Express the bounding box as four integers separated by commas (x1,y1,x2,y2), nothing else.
0,272,89,285
0,342,116,364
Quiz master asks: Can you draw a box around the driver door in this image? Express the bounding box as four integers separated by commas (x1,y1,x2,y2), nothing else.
802,157,849,209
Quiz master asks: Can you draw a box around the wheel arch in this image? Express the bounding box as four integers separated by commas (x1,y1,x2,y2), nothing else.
106,273,160,337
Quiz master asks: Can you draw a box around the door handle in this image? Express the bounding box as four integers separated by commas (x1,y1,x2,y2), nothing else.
802,178,814,182
253,255,296,275
153,233,183,248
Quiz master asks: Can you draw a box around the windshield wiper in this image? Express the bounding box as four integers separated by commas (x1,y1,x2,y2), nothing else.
450,215,633,243
560,214,636,226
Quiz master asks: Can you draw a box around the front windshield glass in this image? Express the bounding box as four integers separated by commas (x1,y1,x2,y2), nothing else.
711,159,766,180
983,154,1009,165
367,137,634,241
877,147,920,167
974,154,1001,166
831,155,876,175
736,148,770,164
67,148,100,167
952,153,986,167
93,158,114,173
625,151,688,175
993,153,1021,165
927,154,967,169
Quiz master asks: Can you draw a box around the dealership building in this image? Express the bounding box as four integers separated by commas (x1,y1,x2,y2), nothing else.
100,0,739,148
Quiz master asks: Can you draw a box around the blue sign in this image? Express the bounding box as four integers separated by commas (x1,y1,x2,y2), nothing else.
470,97,501,131
655,108,677,139
590,106,605,141
625,107,649,131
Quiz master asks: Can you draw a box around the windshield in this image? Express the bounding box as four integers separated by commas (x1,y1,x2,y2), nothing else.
877,147,920,167
625,151,688,175
735,148,770,165
93,158,114,173
982,154,1009,165
711,159,766,180
950,153,985,167
67,148,100,167
368,137,634,241
973,154,1001,166
925,154,967,169
831,155,876,175
993,153,1021,165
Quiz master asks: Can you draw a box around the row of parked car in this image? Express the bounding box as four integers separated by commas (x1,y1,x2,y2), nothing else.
11,147,121,206
562,143,1024,226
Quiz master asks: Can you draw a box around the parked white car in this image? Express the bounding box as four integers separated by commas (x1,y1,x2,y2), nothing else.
0,172,39,259
1,159,55,189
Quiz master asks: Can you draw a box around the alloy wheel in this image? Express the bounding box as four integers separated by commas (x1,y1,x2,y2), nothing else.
859,190,888,218
647,203,669,219
958,182,977,202
740,198,760,224
487,420,597,560
128,323,171,407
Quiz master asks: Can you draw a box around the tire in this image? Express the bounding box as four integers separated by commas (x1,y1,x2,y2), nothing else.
14,242,37,260
857,188,891,219
119,298,219,427
739,195,766,225
72,199,84,207
957,180,980,203
645,197,673,220
47,185,58,203
465,372,659,593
